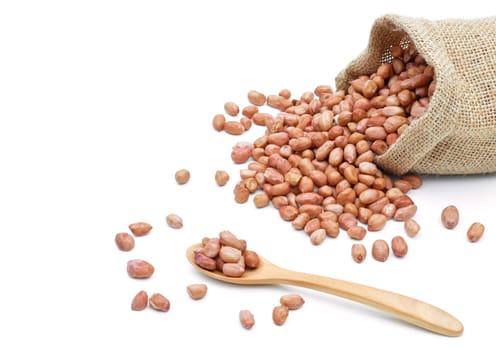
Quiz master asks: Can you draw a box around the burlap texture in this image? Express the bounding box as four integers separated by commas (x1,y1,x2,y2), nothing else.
335,15,496,175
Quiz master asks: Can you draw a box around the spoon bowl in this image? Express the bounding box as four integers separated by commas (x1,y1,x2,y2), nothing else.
186,243,463,337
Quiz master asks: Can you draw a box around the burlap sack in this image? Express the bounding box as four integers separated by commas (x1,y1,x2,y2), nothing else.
335,14,496,176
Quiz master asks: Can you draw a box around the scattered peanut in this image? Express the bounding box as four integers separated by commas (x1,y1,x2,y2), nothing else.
467,222,484,242
131,290,148,311
224,101,240,116
272,304,289,325
372,239,389,262
223,121,245,135
128,222,152,237
166,213,183,229
239,310,255,329
351,243,367,263
175,169,191,184
212,113,226,131
149,293,170,312
441,205,459,229
215,170,230,186
115,232,135,251
391,236,408,257
404,219,420,237
280,294,305,310
247,90,266,106
127,259,155,279
186,284,208,300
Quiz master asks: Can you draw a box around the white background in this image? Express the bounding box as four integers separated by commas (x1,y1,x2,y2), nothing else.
1,1,494,349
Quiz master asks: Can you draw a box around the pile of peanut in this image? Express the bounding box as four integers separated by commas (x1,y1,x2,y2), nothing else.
213,45,485,262
193,230,260,277
213,45,431,261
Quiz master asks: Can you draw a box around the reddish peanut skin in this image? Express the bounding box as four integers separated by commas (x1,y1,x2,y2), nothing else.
272,305,289,325
131,290,148,311
239,310,255,329
194,252,217,271
224,101,240,116
212,114,226,131
187,284,208,300
248,90,266,106
166,213,183,229
244,250,260,269
222,263,245,277
115,232,135,251
215,170,230,186
347,226,366,240
223,121,245,135
127,259,155,279
372,239,389,262
175,169,190,184
467,222,484,242
404,219,420,237
149,293,170,312
351,243,367,263
441,205,459,229
280,294,305,310
391,236,408,257
128,222,152,237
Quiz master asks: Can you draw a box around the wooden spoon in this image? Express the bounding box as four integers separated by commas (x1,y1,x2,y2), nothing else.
186,243,463,336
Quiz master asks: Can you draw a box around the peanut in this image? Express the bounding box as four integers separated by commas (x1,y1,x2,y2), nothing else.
194,252,217,271
404,219,420,237
280,294,305,310
175,169,190,184
272,304,289,325
243,250,260,269
351,243,367,263
393,204,417,221
186,284,208,300
215,170,230,186
391,236,408,257
247,90,266,106
212,114,226,131
166,213,183,229
224,101,240,116
372,239,389,262
149,293,170,312
115,232,135,251
239,310,255,329
253,192,270,208
347,226,366,240
222,263,245,277
231,142,254,164
441,205,459,229
128,222,152,237
367,213,387,231
131,290,148,311
467,222,484,242
223,121,245,135
219,230,244,250
310,228,326,245
219,246,242,263
127,259,155,278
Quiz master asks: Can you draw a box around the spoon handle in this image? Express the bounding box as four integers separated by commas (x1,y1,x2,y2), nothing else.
275,268,463,336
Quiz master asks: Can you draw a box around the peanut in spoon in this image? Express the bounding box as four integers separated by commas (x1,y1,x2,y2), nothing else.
186,243,463,336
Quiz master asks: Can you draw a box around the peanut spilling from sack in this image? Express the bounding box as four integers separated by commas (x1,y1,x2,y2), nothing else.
219,45,430,250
